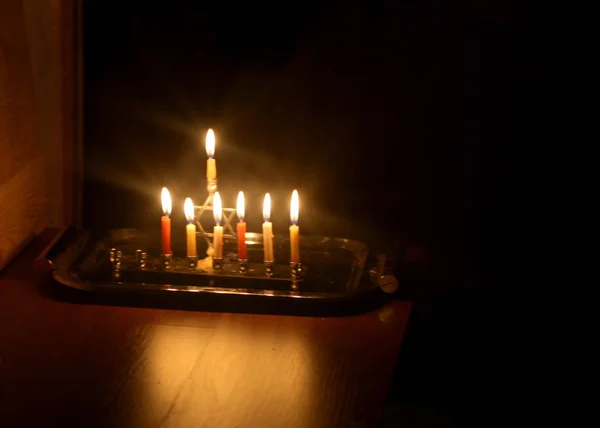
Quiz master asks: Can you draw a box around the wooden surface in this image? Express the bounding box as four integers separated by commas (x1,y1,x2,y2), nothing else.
0,229,412,428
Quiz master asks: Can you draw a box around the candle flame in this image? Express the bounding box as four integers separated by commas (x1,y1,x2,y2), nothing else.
291,189,299,225
161,187,172,216
263,193,271,223
184,198,195,223
213,191,222,225
237,191,245,222
205,129,215,158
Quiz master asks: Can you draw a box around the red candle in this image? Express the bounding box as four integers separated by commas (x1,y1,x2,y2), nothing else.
161,187,172,255
236,191,247,260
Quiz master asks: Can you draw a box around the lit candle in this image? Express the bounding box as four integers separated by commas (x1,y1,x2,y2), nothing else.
205,129,216,181
289,189,300,263
184,198,196,257
236,191,247,260
213,191,224,259
161,187,172,255
262,193,274,262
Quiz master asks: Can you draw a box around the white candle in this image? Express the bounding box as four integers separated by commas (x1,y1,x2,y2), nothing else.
213,191,223,258
205,129,216,181
262,193,274,262
184,198,197,257
289,190,300,263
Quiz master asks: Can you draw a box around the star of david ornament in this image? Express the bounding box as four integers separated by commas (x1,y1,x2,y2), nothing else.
194,192,237,248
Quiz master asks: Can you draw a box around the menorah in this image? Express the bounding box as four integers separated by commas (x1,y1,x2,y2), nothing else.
35,128,396,316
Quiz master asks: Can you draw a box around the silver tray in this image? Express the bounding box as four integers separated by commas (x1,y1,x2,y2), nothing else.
43,227,391,316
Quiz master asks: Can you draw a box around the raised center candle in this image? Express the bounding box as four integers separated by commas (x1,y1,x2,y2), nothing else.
161,187,172,255
205,129,216,182
212,191,224,259
184,198,196,257
262,193,274,262
289,189,300,263
236,191,247,260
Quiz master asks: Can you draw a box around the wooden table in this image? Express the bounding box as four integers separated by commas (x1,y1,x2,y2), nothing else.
0,229,412,428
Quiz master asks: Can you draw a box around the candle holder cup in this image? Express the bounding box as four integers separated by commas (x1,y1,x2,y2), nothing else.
111,249,122,280
187,255,198,268
212,257,224,272
238,258,248,274
290,261,302,284
162,253,173,270
264,260,274,277
112,262,121,280
136,250,148,269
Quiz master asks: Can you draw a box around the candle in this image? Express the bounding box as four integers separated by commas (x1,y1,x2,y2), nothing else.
289,189,300,263
205,129,216,181
161,187,172,255
184,198,196,257
213,191,224,259
236,191,247,260
262,193,274,262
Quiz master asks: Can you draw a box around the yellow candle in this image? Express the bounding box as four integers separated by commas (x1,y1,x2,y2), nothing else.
262,193,274,262
184,198,197,257
289,189,300,263
213,191,224,258
205,128,217,181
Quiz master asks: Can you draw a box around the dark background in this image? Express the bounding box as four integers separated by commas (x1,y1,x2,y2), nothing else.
82,0,510,273
83,2,511,424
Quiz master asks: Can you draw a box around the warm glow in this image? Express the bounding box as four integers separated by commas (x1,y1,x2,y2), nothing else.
237,191,245,222
161,187,172,216
213,192,222,225
205,129,215,158
263,193,271,223
184,198,195,223
291,189,299,225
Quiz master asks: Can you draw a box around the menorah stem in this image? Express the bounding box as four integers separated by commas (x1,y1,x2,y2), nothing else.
194,178,238,252
207,179,217,196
